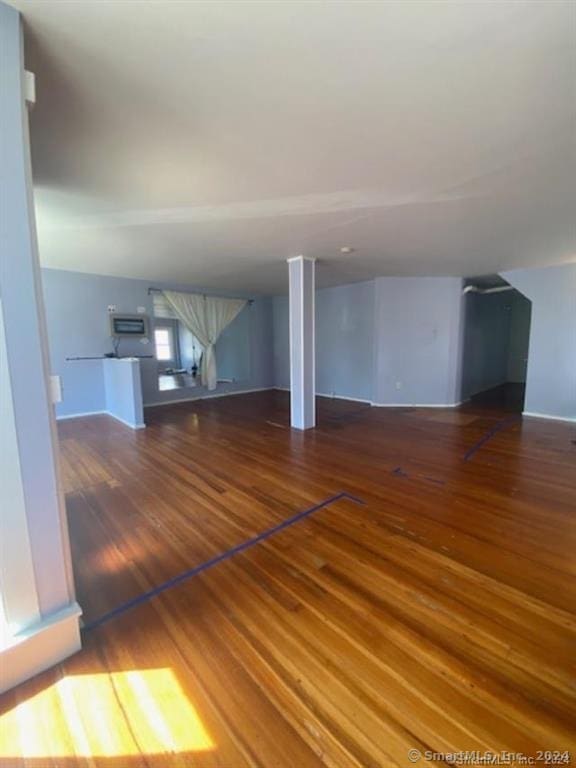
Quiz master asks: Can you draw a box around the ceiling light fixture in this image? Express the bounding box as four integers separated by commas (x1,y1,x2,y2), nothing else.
340,246,355,254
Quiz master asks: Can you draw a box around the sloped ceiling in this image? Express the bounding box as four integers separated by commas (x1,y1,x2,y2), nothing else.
10,0,576,293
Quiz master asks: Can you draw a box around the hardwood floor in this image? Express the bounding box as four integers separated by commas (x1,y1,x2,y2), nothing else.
1,390,575,767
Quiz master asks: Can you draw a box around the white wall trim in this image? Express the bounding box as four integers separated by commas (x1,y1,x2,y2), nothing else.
276,386,369,403
56,410,107,421
523,411,576,424
56,411,146,429
57,390,471,415
55,389,276,418
24,70,36,107
56,410,145,429
108,413,146,430
144,386,275,408
371,401,463,408
0,601,82,694
287,255,316,263
273,388,464,408
315,391,372,405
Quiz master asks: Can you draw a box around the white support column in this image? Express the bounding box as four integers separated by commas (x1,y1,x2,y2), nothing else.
0,3,81,693
287,256,316,429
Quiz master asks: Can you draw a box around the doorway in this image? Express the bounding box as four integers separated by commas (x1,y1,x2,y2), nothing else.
460,276,531,413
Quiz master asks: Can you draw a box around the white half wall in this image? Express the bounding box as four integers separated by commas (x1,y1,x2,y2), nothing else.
103,358,145,428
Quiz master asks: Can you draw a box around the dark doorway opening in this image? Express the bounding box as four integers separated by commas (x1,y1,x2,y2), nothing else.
460,275,531,414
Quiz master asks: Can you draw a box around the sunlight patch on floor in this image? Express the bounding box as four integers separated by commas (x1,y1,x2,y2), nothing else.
0,667,215,758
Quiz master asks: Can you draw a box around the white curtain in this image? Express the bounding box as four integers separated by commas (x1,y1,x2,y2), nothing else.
152,292,178,320
162,290,246,390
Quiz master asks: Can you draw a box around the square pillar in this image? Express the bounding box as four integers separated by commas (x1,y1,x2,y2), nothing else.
0,2,81,692
287,256,316,429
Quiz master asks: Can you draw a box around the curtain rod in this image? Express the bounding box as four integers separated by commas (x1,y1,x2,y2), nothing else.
147,287,254,305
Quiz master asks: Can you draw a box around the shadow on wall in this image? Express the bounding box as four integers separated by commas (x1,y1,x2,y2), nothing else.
460,277,531,412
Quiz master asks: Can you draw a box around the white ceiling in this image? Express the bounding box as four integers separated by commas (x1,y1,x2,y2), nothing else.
11,0,576,294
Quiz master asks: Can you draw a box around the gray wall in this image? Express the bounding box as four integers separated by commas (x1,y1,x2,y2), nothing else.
273,280,375,402
507,292,531,383
273,276,463,406
503,263,576,420
41,268,274,417
372,277,464,406
273,295,290,389
41,264,573,419
461,292,511,399
461,289,531,399
217,305,252,383
316,280,375,402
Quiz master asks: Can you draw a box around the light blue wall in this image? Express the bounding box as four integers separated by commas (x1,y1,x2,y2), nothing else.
41,264,573,420
316,281,375,401
273,280,375,402
217,305,252,382
503,263,576,420
273,295,290,388
274,277,463,406
373,277,464,406
41,268,274,417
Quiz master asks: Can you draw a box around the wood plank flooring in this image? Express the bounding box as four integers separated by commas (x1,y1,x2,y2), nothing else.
1,390,575,767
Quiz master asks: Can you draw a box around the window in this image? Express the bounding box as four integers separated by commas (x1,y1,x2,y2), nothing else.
154,327,175,362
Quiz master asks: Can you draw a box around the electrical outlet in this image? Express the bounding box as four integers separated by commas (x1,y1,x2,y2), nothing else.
107,304,116,313
137,306,146,314
395,381,403,390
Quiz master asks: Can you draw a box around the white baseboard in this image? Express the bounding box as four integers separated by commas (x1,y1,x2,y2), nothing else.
57,391,468,419
56,410,107,420
0,601,82,694
274,388,463,409
56,410,145,429
56,390,277,422
371,401,463,408
523,411,576,424
274,387,372,405
107,412,146,429
315,391,372,404
144,386,275,408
